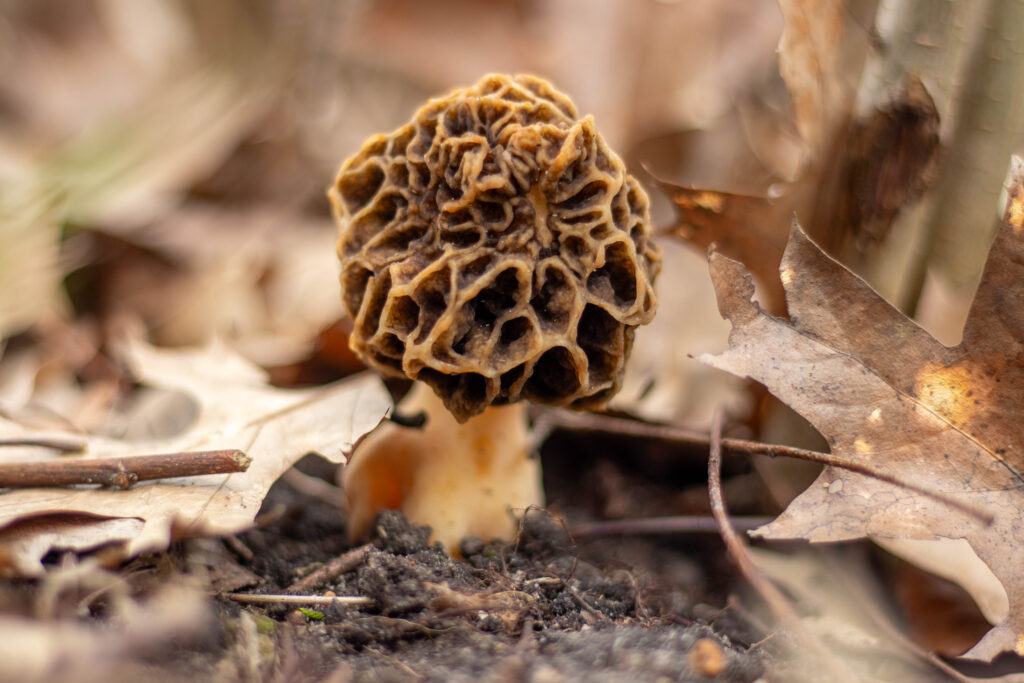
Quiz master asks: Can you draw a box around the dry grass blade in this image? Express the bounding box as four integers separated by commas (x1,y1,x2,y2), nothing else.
0,438,86,454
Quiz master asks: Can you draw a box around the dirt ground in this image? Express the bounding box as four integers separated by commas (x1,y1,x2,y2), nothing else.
1,391,1005,682
3,427,768,683
230,506,762,682
203,433,765,682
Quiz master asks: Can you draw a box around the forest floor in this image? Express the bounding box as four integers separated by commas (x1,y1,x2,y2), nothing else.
4,426,774,683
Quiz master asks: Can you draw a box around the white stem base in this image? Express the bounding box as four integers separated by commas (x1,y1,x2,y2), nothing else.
342,382,543,554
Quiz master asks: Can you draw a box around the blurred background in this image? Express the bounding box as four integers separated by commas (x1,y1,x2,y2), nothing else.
0,0,793,427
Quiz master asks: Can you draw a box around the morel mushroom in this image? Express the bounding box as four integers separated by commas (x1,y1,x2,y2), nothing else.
331,74,660,550
330,73,660,422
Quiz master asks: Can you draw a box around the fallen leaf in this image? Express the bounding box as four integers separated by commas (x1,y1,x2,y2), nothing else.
0,1,277,340
884,542,992,657
0,582,208,683
835,74,941,250
89,208,342,365
746,546,962,680
660,183,791,312
655,1,868,311
663,3,939,292
699,156,1024,660
0,338,390,575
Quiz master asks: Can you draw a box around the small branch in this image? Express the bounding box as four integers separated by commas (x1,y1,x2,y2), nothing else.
533,408,820,460
537,409,993,525
288,544,372,593
224,536,255,562
708,409,857,683
570,515,774,538
0,437,87,454
282,468,343,508
0,449,251,489
221,593,374,607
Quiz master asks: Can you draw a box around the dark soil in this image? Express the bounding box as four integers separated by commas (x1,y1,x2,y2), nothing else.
198,430,767,682
224,507,761,683
223,500,763,683
13,426,768,683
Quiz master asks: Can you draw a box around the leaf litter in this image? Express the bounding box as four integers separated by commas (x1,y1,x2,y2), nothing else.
0,337,390,575
700,157,1024,661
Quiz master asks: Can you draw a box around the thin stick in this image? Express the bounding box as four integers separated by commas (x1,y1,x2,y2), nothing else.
570,515,774,538
221,593,373,607
0,437,87,453
288,544,372,593
282,468,343,509
708,409,857,683
538,409,992,525
0,449,251,489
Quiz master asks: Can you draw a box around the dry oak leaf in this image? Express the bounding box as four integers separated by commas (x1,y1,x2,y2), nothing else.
0,339,390,575
661,184,790,313
700,157,1024,661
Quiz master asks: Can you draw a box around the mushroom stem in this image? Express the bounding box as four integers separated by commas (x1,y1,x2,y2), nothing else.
342,382,542,554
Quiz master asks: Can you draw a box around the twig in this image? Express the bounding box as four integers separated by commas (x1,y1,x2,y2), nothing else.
221,593,374,607
523,577,562,586
534,408,825,459
288,544,372,593
708,411,860,683
570,515,774,538
224,536,255,562
537,409,993,525
565,582,607,622
0,449,251,489
282,468,343,508
0,437,87,454
708,409,857,683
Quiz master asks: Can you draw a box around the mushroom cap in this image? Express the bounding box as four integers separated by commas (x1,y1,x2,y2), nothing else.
330,74,660,422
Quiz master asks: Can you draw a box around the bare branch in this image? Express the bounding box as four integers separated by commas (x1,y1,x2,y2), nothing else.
570,516,774,538
221,593,373,607
536,409,992,524
708,409,856,683
0,450,251,489
288,544,372,593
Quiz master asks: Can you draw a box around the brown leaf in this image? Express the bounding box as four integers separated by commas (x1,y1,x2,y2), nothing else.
661,183,792,312
699,156,1024,660
660,2,902,306
0,582,208,682
0,338,391,575
888,551,990,657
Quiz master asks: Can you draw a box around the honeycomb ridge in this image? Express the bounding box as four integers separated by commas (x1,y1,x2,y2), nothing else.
330,74,660,421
